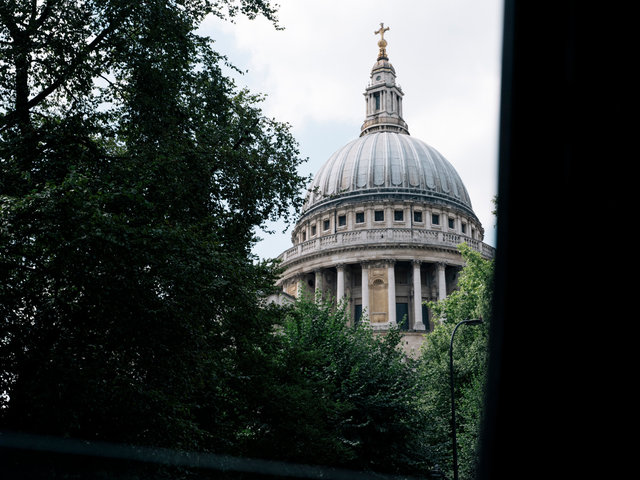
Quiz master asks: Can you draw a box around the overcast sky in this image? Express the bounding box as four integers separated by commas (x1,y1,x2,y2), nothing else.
199,0,504,260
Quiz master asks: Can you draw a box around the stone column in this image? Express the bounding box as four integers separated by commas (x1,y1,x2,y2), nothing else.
315,269,323,302
336,264,345,300
413,260,426,330
387,261,396,327
296,274,304,298
437,262,447,300
361,263,370,319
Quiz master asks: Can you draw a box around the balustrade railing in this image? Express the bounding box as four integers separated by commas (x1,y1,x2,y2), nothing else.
279,228,495,263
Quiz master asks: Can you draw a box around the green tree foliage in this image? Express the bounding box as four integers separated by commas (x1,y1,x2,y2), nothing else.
246,297,437,477
419,243,494,480
0,0,307,458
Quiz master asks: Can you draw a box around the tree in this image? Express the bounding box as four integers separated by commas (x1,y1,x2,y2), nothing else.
0,0,307,460
419,243,494,480
243,297,438,477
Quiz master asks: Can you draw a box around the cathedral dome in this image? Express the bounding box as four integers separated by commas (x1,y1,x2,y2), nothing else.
303,131,475,219
300,22,475,222
274,23,493,345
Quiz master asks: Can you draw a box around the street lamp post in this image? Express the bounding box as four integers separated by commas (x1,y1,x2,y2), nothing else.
449,318,483,480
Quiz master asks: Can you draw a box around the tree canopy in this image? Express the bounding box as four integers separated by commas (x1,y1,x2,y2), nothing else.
0,0,308,456
254,297,437,477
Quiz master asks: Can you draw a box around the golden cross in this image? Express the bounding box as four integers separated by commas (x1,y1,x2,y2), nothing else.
374,22,390,42
374,23,390,60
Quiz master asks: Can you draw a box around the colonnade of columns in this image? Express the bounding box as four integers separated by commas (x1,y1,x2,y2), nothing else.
296,260,450,331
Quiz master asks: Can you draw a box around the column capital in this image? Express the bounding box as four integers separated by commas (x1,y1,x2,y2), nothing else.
335,263,346,271
412,259,422,267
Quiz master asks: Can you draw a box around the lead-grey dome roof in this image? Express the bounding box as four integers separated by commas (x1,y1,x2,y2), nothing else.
303,131,475,217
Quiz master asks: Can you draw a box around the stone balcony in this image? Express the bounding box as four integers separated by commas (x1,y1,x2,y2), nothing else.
278,227,495,265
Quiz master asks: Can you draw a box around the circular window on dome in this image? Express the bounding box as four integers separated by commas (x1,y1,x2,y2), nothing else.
376,75,381,80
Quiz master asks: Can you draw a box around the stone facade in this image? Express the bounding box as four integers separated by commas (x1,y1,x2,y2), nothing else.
275,26,494,351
